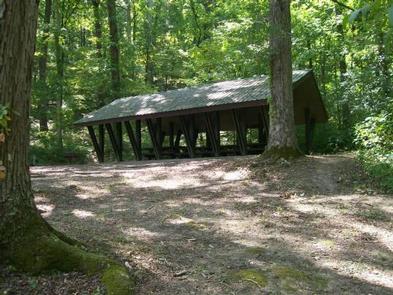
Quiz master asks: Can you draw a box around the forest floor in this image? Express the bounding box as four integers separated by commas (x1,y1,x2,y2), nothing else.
2,153,393,294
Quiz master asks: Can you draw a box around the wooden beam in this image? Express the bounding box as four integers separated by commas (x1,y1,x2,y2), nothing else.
179,116,195,158
305,108,316,154
261,106,269,139
116,122,123,161
204,113,219,156
214,111,221,148
232,109,247,155
98,124,105,161
105,123,121,161
169,122,175,152
146,119,161,160
156,118,164,147
135,120,141,150
258,107,268,146
124,121,142,161
174,129,182,151
87,126,104,163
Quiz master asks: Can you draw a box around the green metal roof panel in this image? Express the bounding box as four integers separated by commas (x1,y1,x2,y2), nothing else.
75,70,310,125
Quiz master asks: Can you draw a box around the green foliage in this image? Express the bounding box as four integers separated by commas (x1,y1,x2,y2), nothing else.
30,131,90,165
30,0,393,165
355,112,393,192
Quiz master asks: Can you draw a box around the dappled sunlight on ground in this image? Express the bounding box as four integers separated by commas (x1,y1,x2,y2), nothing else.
32,155,393,294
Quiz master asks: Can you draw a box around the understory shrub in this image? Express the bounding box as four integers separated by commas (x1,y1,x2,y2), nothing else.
30,131,91,165
355,112,393,192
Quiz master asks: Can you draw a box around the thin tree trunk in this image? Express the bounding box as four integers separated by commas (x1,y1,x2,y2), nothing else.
265,0,299,157
107,0,121,98
377,31,391,98
37,0,52,132
91,0,103,58
336,6,350,130
145,0,154,84
53,0,64,151
125,0,133,43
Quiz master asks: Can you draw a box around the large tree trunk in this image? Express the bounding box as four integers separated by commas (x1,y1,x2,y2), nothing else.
107,0,121,98
37,0,52,132
0,2,134,293
0,0,39,246
265,0,300,158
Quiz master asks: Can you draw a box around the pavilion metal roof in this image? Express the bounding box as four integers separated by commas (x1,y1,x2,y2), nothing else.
75,70,311,126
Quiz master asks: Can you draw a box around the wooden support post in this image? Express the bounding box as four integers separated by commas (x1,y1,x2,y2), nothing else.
124,121,142,160
146,119,161,160
179,116,195,158
204,113,219,156
232,109,247,155
169,122,175,152
214,111,221,148
174,130,182,151
98,124,105,160
304,108,316,155
87,126,104,163
261,106,269,139
105,123,121,161
116,122,123,161
156,118,164,148
135,120,142,150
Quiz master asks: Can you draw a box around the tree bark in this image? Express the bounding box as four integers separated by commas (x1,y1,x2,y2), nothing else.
107,0,121,98
145,0,154,84
92,0,103,58
0,2,134,292
336,6,350,130
37,0,52,132
53,0,64,150
265,0,300,158
0,0,39,246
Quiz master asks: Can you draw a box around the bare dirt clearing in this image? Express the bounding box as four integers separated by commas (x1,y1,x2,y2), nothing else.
4,154,393,294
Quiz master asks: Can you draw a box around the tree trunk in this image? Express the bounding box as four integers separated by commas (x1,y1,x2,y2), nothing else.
0,2,134,292
37,0,52,132
107,0,121,98
92,0,103,58
265,0,300,158
0,0,40,247
53,0,64,150
336,6,350,131
377,31,391,98
145,0,154,84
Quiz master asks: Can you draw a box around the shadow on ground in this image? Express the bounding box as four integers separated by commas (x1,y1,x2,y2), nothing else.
31,154,393,294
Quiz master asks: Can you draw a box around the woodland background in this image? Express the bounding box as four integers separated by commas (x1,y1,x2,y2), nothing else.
28,0,393,190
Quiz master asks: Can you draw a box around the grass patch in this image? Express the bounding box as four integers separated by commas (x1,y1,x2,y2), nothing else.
355,207,390,222
272,265,328,292
229,268,268,288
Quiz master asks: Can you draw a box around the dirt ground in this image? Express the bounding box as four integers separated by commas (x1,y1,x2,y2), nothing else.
2,154,393,294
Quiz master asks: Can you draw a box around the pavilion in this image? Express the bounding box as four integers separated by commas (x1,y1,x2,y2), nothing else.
74,70,328,162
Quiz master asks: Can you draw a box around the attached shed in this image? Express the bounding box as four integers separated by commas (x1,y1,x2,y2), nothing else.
75,70,328,162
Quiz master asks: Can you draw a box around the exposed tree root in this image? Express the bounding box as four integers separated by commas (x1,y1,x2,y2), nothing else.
262,146,303,161
2,218,135,295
